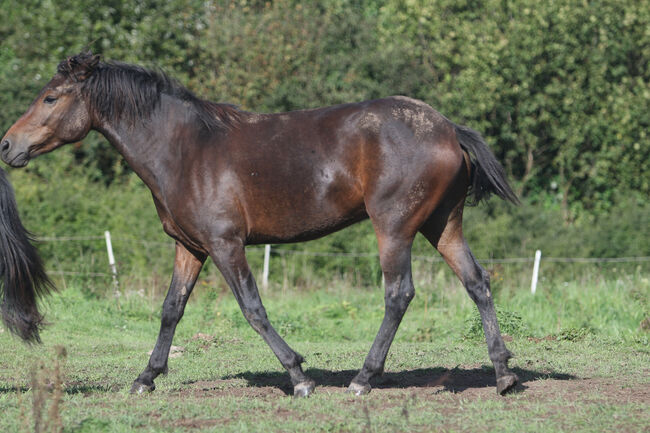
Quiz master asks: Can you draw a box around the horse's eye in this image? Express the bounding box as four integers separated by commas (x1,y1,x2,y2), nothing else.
43,96,58,104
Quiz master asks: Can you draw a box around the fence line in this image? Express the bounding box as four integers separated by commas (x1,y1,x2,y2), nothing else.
37,235,174,247
38,235,105,241
48,270,110,277
35,234,649,283
541,256,650,263
35,234,650,264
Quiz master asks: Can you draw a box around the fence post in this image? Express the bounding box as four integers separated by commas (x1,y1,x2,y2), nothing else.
104,231,120,302
262,244,271,292
531,249,542,294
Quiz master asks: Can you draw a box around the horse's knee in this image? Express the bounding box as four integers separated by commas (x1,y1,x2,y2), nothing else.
385,278,415,317
242,305,269,333
160,303,180,327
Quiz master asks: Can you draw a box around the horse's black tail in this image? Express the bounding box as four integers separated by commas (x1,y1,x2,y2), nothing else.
0,167,54,343
454,123,520,205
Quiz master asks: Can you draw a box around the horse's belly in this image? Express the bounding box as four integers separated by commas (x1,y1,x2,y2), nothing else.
245,191,367,245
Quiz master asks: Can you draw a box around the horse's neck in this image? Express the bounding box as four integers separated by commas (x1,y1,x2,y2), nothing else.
95,110,182,196
94,95,229,206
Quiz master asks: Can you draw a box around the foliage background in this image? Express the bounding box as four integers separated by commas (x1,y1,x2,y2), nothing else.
0,0,648,290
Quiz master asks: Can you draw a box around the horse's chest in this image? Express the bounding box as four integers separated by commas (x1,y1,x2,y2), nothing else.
152,193,210,252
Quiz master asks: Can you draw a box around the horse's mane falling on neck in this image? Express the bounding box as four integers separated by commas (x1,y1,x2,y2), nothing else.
57,52,240,133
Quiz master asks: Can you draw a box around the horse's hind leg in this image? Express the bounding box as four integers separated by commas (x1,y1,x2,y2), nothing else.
349,232,416,395
131,243,206,394
420,207,518,395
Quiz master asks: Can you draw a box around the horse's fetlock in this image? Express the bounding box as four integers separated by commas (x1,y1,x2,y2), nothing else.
149,361,168,375
363,358,385,377
491,349,513,364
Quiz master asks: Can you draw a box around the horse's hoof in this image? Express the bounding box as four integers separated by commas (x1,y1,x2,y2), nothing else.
496,374,518,395
130,381,155,394
293,380,315,398
347,381,371,396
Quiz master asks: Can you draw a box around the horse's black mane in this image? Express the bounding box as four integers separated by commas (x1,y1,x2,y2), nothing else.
57,53,240,132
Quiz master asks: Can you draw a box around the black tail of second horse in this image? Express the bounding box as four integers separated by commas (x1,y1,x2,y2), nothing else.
0,168,53,342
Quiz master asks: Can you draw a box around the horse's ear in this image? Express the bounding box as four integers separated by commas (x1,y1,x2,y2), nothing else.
74,54,100,81
88,54,101,68
64,52,101,82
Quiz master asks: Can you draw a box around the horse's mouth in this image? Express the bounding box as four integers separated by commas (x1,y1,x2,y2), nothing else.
7,152,30,168
27,141,60,160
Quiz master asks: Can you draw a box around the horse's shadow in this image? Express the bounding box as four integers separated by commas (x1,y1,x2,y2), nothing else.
223,366,577,395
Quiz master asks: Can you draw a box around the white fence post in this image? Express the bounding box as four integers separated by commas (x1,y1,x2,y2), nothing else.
262,244,271,292
531,249,542,294
104,230,120,297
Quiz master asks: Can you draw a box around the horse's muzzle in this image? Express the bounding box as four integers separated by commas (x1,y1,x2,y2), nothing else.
1,138,30,167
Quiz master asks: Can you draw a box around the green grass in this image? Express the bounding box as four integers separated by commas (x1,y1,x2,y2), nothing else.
0,272,648,432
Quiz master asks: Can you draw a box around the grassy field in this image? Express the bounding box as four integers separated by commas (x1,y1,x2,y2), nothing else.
0,270,648,432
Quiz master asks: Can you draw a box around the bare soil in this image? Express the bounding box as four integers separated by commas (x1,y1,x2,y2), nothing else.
174,366,650,405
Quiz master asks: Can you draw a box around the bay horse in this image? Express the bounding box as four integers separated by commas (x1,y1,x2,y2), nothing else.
1,52,519,397
0,167,53,342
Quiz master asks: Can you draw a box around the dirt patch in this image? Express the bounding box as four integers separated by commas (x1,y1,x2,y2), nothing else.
513,376,650,405
173,379,288,399
134,372,649,432
158,407,303,430
165,418,221,429
171,368,649,406
397,375,649,406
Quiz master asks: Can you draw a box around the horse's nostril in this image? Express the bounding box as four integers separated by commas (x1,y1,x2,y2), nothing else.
1,139,10,152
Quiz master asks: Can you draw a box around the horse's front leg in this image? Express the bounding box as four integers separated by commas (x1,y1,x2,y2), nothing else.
209,236,315,397
130,242,206,393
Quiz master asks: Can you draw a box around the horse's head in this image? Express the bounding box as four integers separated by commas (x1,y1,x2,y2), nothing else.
1,52,100,167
